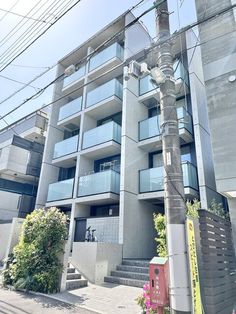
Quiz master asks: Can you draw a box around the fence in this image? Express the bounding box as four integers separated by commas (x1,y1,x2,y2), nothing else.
195,209,236,313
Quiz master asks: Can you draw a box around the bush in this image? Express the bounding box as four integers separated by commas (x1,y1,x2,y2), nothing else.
153,213,167,257
3,207,68,293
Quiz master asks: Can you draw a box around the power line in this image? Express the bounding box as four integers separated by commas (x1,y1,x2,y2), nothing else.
0,0,70,59
0,7,50,23
0,0,20,22
0,64,56,105
0,0,79,71
0,2,235,125
0,0,44,47
0,0,158,112
0,74,40,91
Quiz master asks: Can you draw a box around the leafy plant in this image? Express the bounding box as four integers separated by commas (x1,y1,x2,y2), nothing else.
186,199,200,218
153,213,167,257
3,207,68,293
208,199,229,219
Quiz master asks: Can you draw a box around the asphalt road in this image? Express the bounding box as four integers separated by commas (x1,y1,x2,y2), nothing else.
0,288,98,314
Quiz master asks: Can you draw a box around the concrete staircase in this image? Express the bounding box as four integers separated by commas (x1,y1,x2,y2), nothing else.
104,259,150,288
66,264,88,290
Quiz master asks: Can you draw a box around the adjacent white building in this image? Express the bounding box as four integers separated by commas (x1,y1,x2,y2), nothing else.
0,111,48,220
36,10,223,263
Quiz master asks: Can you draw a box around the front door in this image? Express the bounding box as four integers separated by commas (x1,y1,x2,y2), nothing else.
74,219,86,242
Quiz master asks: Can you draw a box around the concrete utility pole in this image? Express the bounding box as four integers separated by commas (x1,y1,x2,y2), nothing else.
155,1,191,313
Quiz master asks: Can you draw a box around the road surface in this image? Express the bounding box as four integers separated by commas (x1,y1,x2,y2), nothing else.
0,287,98,314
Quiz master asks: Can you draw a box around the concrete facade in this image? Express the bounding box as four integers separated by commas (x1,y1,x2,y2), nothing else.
36,10,220,265
0,111,48,221
195,0,236,248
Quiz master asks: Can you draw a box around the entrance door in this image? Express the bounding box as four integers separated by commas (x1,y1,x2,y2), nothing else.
74,219,86,242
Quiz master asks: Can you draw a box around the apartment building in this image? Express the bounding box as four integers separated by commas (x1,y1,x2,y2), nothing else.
0,111,48,220
36,10,221,260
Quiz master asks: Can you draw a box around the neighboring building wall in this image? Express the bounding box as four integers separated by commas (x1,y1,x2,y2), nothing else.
194,0,236,248
0,221,12,261
0,113,47,221
186,29,223,208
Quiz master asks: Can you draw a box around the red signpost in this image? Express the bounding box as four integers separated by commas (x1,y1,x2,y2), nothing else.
149,257,169,314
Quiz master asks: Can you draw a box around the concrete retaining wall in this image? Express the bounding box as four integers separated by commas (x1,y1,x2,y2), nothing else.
71,242,122,284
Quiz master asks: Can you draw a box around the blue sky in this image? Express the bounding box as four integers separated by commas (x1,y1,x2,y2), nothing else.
0,0,196,128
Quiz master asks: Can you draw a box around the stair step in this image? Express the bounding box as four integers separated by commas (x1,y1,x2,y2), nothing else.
66,273,81,280
122,259,150,267
104,276,146,288
67,267,75,273
117,265,149,274
111,270,149,281
66,279,87,290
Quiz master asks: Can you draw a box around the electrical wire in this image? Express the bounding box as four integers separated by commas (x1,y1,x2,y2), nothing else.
0,1,235,124
0,0,77,72
0,0,149,107
0,74,41,91
0,7,50,23
0,0,21,22
0,0,45,47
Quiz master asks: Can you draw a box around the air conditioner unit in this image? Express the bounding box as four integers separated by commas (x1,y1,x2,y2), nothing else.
64,64,76,76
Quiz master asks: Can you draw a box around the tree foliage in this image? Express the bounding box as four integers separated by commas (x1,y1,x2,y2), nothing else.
153,213,167,257
3,207,68,293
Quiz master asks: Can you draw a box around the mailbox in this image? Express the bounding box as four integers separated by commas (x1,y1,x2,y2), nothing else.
149,257,169,308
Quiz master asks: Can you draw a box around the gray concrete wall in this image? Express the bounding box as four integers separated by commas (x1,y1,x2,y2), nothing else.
195,0,236,247
71,242,122,284
186,29,222,208
119,74,156,259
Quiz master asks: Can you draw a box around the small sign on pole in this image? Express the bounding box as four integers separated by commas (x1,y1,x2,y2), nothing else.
186,218,203,314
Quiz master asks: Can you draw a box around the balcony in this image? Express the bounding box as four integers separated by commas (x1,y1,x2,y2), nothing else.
81,121,121,159
85,79,123,120
77,170,120,204
139,162,198,201
52,135,79,166
58,97,82,126
138,107,193,152
62,65,85,91
47,178,74,203
88,42,124,78
138,61,189,106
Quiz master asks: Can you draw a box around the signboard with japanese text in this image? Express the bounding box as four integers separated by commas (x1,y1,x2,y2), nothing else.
186,218,203,314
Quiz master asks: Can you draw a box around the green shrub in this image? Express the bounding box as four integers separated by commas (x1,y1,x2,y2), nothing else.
186,199,200,218
153,213,167,257
3,207,68,293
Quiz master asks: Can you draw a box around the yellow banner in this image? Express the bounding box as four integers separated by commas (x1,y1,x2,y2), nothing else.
186,218,203,314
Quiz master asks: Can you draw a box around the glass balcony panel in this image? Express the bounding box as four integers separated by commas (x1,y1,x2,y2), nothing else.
177,107,193,134
47,178,74,202
86,79,123,108
63,65,85,88
139,162,198,193
139,115,161,140
140,167,164,193
82,121,121,150
53,135,79,159
89,42,124,72
139,75,157,96
58,97,82,121
139,61,189,96
182,162,198,190
78,170,120,197
139,107,192,141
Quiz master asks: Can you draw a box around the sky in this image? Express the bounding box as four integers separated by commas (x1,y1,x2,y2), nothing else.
0,0,197,129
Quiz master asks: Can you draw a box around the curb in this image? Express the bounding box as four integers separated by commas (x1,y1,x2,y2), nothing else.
4,285,103,314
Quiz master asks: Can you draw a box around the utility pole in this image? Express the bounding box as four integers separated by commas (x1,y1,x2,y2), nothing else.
155,1,191,313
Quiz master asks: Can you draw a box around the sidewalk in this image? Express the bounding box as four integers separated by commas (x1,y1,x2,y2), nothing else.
48,282,142,314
